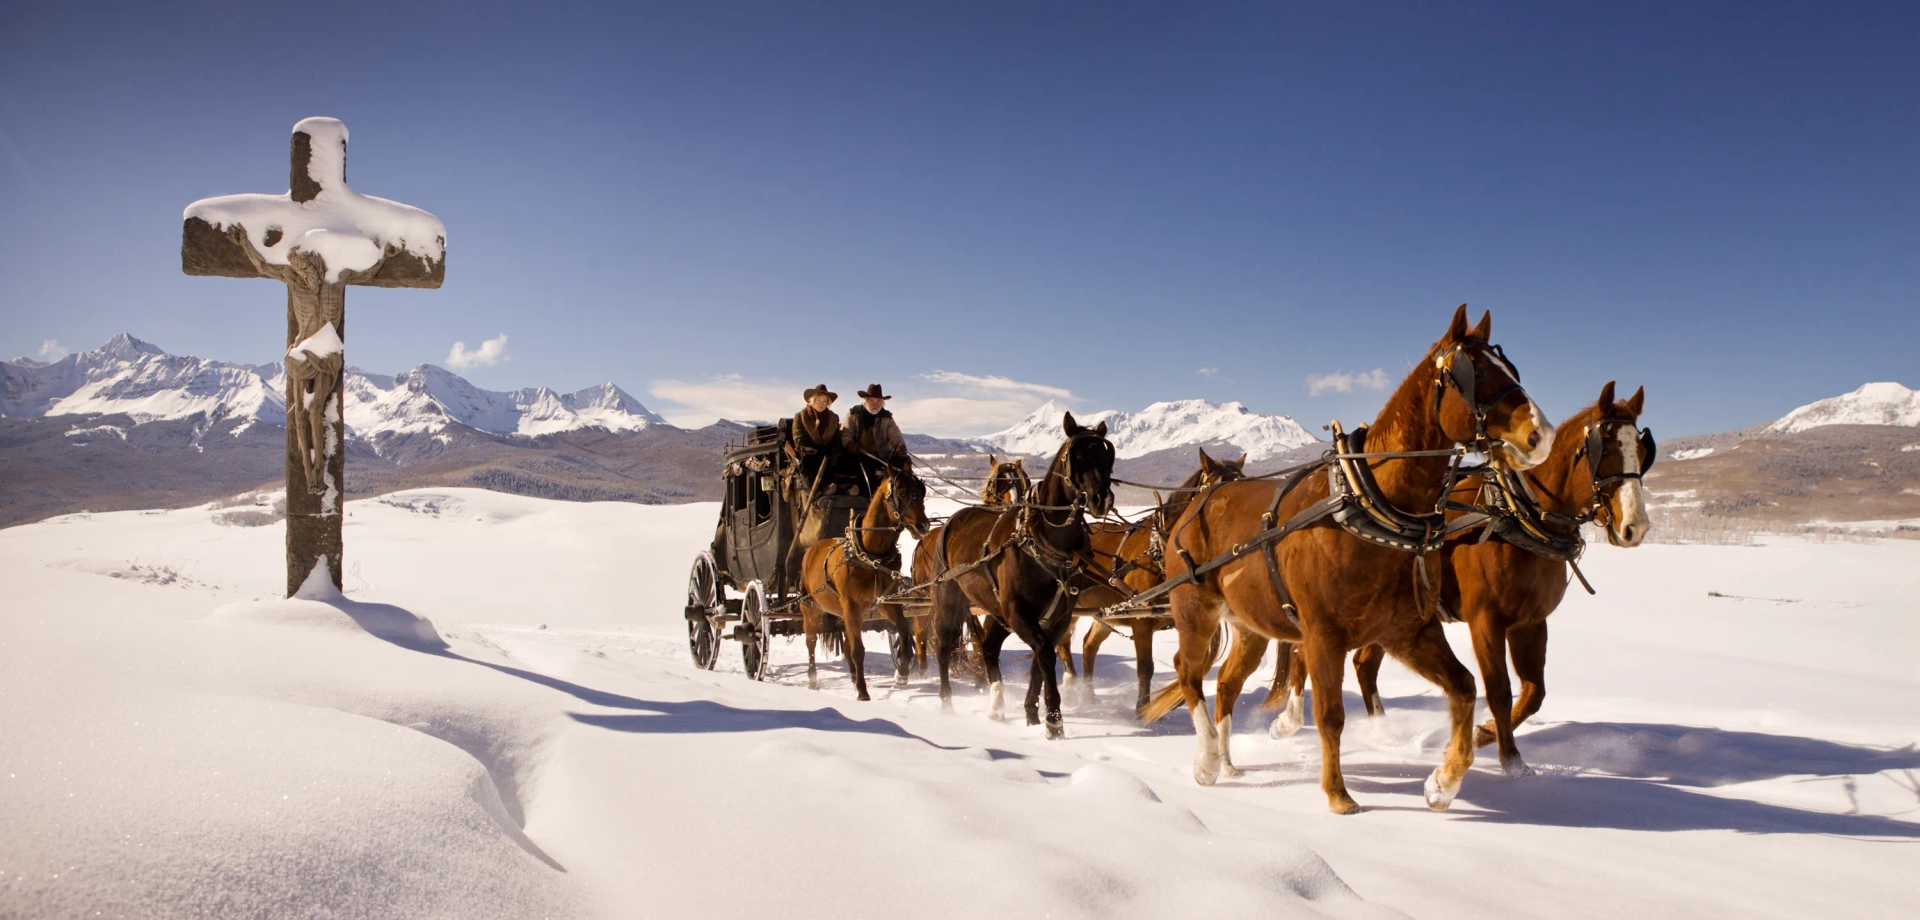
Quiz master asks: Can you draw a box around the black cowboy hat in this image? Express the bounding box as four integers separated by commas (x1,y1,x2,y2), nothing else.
856,383,891,400
803,384,837,404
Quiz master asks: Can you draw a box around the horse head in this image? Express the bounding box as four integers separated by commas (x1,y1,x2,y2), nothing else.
885,459,932,539
1571,381,1653,548
1055,412,1117,517
982,454,1031,507
1430,304,1554,470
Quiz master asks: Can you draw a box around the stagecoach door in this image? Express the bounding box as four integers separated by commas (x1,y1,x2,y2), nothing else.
726,465,785,586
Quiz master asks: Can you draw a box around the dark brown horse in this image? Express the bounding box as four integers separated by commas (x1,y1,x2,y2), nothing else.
799,460,931,700
908,454,1030,676
924,413,1115,735
1141,306,1552,813
1266,382,1652,775
1068,449,1247,711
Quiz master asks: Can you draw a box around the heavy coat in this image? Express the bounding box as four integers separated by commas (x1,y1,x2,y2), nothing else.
845,405,907,460
792,407,841,455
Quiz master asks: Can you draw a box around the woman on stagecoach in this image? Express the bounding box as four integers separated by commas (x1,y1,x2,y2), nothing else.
790,383,844,489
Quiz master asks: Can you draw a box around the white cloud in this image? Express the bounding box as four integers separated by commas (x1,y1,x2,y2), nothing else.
1196,367,1218,378
446,334,509,370
917,370,1073,400
650,374,799,428
1307,368,1390,396
38,339,68,362
648,370,1076,437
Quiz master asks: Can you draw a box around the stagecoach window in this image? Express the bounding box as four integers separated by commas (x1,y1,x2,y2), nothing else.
751,472,773,525
728,473,747,512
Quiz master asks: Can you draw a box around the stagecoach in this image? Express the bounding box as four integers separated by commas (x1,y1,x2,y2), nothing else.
683,423,908,680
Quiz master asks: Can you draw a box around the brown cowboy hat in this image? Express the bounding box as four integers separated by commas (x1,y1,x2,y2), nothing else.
802,384,838,404
856,383,891,400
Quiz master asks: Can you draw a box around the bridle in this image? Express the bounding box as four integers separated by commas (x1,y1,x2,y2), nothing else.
884,465,930,538
983,462,1031,507
1431,338,1529,452
1037,431,1116,523
1570,416,1655,526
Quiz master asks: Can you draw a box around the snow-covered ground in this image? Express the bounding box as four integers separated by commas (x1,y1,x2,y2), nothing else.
2,490,1915,918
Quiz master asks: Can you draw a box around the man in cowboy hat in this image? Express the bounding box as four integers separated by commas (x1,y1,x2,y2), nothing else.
844,383,908,472
790,383,842,488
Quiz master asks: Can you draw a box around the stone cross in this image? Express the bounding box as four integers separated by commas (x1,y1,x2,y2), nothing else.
182,117,445,597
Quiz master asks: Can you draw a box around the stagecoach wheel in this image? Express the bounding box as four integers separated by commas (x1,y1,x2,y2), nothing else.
686,554,721,670
740,581,772,681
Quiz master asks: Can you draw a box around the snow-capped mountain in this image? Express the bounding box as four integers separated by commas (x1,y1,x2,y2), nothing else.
984,398,1320,461
1766,382,1920,434
2,334,665,440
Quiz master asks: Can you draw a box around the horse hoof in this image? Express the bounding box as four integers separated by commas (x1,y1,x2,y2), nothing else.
1193,763,1218,787
808,679,820,691
940,700,955,714
1327,794,1362,815
1269,715,1302,739
1501,758,1535,779
1046,722,1064,741
1474,723,1497,748
856,692,871,702
894,675,908,688
1424,769,1462,811
1218,762,1244,779
987,709,1005,722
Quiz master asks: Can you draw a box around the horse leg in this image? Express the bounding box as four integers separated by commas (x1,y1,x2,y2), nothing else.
1211,627,1269,779
1131,621,1156,713
1169,588,1225,786
1036,631,1065,739
844,601,870,701
1264,641,1305,738
1081,619,1111,705
1023,655,1044,726
980,618,1010,721
1385,618,1478,811
1302,629,1359,814
1467,618,1527,775
1057,620,1078,692
804,607,821,691
1354,643,1387,717
932,587,965,712
1501,621,1550,753
886,605,911,687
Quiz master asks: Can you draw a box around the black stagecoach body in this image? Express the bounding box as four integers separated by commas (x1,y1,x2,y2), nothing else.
684,423,874,679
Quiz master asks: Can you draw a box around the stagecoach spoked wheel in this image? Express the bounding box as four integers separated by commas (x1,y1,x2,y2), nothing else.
740,581,772,681
686,553,722,670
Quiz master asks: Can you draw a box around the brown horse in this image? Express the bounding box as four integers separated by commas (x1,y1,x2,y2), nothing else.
924,413,1116,734
1141,306,1552,813
908,454,1030,676
799,460,931,700
1068,449,1247,711
1266,382,1653,775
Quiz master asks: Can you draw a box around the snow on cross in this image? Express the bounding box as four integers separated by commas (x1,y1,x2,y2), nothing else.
181,117,446,597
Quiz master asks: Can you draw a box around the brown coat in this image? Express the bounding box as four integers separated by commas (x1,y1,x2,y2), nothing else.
844,406,906,460
792,407,841,455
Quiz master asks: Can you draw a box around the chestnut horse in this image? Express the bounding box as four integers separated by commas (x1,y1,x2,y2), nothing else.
923,413,1115,734
1266,382,1653,776
1141,306,1553,813
799,460,931,700
1068,448,1247,711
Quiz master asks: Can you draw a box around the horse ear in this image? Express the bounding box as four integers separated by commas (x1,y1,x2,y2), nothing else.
1470,309,1492,340
1196,446,1214,466
1013,459,1024,469
1234,453,1247,469
1625,386,1645,416
1062,411,1081,436
1093,421,1108,437
1446,304,1469,342
987,453,997,466
1597,380,1616,409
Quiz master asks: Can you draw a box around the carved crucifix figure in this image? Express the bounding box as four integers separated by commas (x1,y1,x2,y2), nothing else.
182,117,445,597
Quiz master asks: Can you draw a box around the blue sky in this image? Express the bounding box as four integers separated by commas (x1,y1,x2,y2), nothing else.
1,2,1913,436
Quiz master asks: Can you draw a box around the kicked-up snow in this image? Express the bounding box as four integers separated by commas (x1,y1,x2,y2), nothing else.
1,489,1915,918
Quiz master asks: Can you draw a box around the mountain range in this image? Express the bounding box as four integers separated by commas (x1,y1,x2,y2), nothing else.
2,335,1915,536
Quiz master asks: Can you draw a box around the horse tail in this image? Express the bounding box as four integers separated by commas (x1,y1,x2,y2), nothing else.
1137,678,1186,724
821,615,846,659
1257,641,1297,712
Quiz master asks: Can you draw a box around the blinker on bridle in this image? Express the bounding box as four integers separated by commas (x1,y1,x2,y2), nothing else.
1579,418,1656,493
1431,339,1527,451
